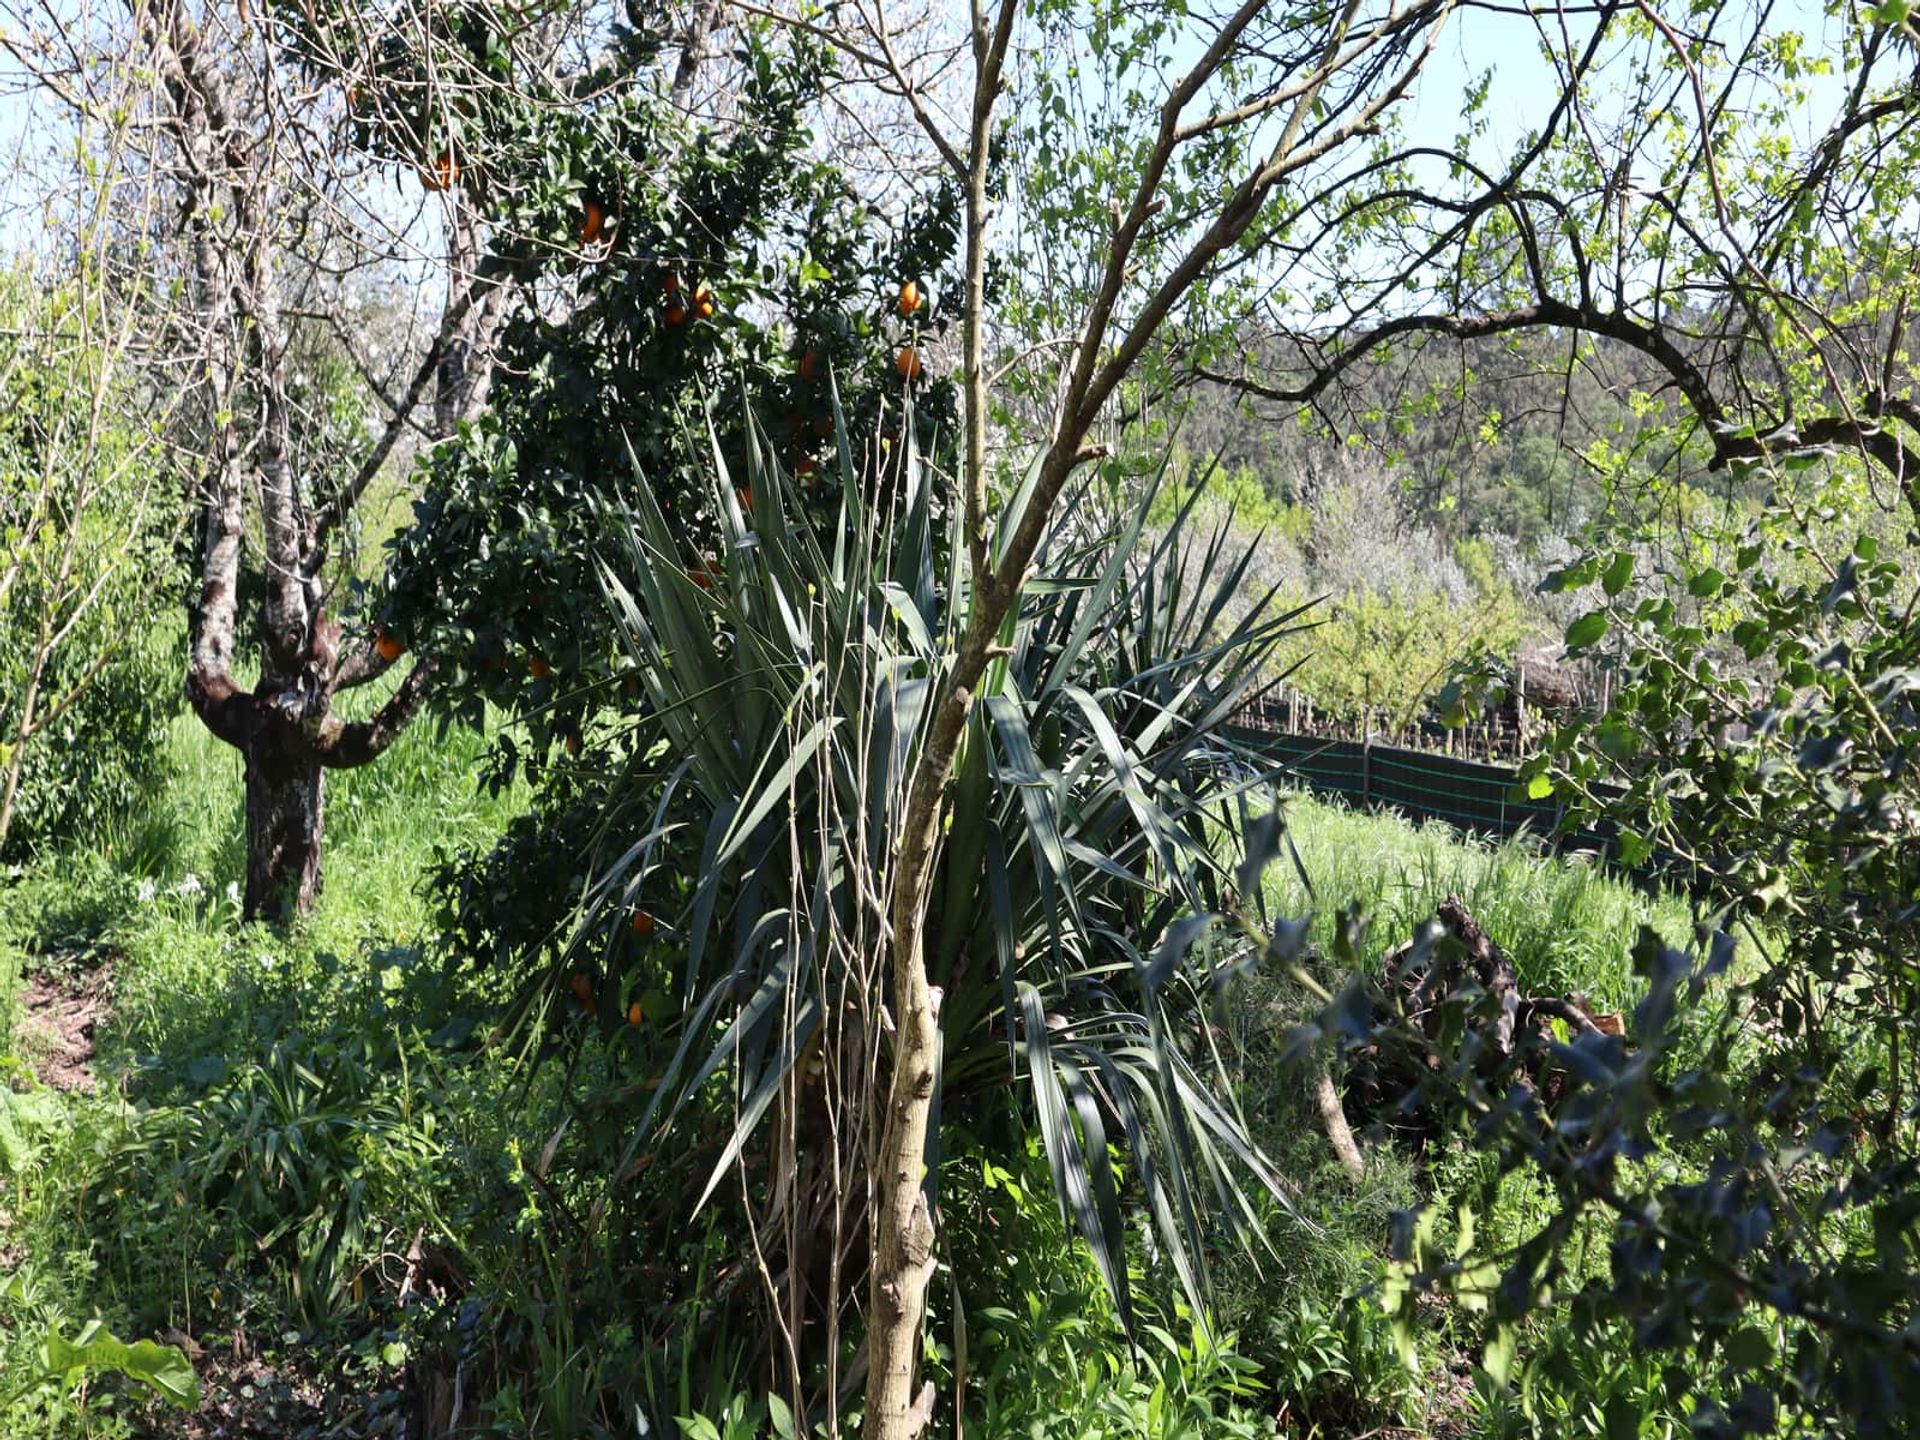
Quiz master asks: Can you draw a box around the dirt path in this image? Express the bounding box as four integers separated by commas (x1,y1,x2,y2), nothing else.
16,967,109,1092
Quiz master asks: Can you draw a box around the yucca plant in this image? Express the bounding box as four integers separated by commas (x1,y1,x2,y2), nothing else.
544,394,1311,1400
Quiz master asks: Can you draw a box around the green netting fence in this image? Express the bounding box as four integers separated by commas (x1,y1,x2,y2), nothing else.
1224,724,1616,855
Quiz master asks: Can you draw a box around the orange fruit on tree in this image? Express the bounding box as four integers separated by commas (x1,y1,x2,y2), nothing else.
797,350,821,381
897,279,922,317
689,557,719,590
423,151,458,191
665,302,689,327
374,630,404,663
895,346,924,381
569,971,593,1002
796,457,820,484
630,909,655,937
579,199,605,245
627,999,644,1026
693,284,716,319
528,654,552,679
565,732,582,758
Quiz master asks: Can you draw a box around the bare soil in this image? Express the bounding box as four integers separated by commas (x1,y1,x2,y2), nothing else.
15,967,110,1092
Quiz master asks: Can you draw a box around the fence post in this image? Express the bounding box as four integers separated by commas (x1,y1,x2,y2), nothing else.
1361,715,1373,806
1515,660,1528,758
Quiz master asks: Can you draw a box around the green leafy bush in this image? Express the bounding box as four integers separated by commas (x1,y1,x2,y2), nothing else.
1341,454,1920,1436
0,265,184,862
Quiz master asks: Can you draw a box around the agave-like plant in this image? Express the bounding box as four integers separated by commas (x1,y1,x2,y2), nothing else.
562,394,1310,1346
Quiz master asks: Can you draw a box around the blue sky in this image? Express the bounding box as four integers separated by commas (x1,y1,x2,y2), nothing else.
1407,0,1853,161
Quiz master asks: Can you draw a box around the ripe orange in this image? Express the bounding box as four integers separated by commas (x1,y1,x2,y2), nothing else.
796,457,820,484
689,557,719,590
797,350,821,381
895,346,924,381
630,909,655,937
665,303,689,327
565,732,582,758
626,999,644,1026
693,285,716,319
528,655,552,679
374,630,404,663
423,151,458,191
897,279,922,317
569,972,593,1002
580,200,605,245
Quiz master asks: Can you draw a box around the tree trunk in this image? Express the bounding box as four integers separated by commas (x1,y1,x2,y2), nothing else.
242,713,325,920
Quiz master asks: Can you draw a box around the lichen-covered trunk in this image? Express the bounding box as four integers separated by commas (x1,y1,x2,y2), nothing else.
243,716,325,920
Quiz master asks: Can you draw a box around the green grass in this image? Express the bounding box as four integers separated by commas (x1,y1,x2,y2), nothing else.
0,705,530,1437
1222,791,1714,1435
0,716,1705,1437
1263,789,1697,1011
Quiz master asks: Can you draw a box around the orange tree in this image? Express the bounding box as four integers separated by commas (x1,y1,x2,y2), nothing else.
91,0,953,918
363,38,962,966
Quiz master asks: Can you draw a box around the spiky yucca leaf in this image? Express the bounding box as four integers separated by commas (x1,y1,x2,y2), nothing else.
560,391,1312,1325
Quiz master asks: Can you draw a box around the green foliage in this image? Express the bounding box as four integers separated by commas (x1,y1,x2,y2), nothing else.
368,10,960,772
1,614,182,862
1338,454,1920,1436
0,640,1744,1435
1293,580,1521,726
0,704,528,1434
550,405,1312,1340
9,1323,198,1412
135,1025,450,1318
0,267,183,860
942,1133,1277,1440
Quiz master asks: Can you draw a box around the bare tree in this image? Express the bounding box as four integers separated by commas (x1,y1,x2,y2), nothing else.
779,0,1464,1430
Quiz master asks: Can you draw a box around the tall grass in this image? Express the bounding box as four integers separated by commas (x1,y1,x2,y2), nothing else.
0,700,531,1436
1264,790,1695,1009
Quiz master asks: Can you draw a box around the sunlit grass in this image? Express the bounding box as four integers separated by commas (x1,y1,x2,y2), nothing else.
1266,789,1698,1010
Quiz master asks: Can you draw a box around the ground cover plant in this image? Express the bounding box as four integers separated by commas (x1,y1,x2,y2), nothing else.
0,685,1706,1436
